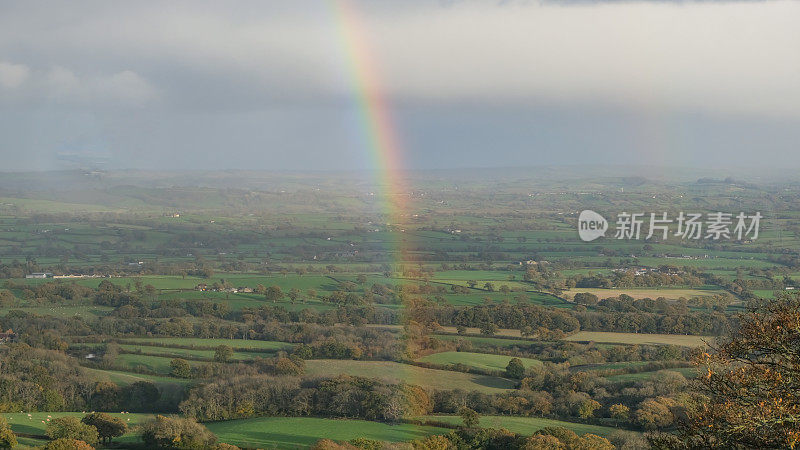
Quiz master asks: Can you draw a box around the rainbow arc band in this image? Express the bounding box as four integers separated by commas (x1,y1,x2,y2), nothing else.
328,0,424,395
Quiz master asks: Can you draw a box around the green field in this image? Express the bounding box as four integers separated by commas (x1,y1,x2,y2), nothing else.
205,417,448,448
304,360,516,393
0,172,790,449
369,324,529,339
118,337,294,351
4,412,152,438
112,344,264,361
85,367,193,386
0,305,112,319
418,415,619,437
434,334,538,349
417,351,541,372
436,290,568,307
20,274,339,292
752,289,778,299
119,338,295,356
115,353,204,375
564,331,713,347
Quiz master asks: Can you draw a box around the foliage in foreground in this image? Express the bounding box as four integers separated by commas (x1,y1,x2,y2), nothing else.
0,416,16,449
81,412,127,444
46,416,98,445
659,294,800,448
42,438,95,450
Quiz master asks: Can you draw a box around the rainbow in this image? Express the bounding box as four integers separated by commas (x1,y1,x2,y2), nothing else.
328,0,424,393
328,0,410,232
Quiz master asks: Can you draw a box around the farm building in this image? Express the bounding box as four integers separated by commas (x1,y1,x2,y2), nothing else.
25,272,53,279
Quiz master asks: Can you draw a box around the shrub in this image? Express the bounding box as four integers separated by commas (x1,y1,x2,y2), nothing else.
140,415,217,449
46,417,98,445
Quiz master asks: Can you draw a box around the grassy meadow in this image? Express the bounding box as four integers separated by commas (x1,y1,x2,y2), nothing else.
417,351,541,372
303,360,517,394
205,417,448,448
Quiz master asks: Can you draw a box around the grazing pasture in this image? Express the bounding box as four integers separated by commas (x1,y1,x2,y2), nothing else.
434,334,538,349
115,353,204,375
369,324,530,338
205,417,448,448
84,367,192,386
304,360,516,393
114,344,265,361
4,412,152,438
417,351,541,372
0,305,112,319
118,337,294,351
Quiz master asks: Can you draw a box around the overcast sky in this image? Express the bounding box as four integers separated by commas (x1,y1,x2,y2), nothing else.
0,0,798,171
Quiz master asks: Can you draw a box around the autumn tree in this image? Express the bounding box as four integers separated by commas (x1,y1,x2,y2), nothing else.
459,407,480,428
90,381,121,410
46,416,99,445
42,439,94,450
573,292,599,306
214,345,233,363
82,413,127,444
667,295,800,448
580,434,615,450
522,434,564,449
609,403,630,421
124,381,160,412
170,358,192,378
413,435,455,450
505,358,526,379
265,286,283,303
479,322,498,336
636,396,676,430
578,399,601,419
0,416,16,449
140,415,217,449
534,428,579,449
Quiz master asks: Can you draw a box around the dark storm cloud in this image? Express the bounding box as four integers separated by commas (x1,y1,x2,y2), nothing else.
0,0,798,170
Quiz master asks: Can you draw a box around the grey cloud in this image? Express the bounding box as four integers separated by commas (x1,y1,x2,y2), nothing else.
1,1,797,117
0,0,797,171
0,62,156,108
0,61,29,88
